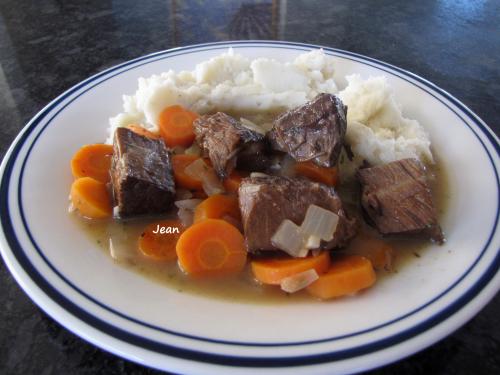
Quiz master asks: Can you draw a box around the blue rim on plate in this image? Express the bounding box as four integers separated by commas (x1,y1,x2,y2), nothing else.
0,41,499,367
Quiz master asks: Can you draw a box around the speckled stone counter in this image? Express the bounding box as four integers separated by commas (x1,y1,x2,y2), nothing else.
0,1,499,374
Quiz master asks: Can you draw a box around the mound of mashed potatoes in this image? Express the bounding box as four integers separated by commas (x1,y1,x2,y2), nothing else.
108,49,433,167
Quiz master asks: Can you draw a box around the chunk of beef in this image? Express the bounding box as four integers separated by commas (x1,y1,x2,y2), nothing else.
268,93,347,167
111,127,175,217
357,158,444,243
194,112,269,179
239,175,357,252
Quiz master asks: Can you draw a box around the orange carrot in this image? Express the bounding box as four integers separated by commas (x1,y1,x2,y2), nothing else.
70,177,112,219
251,251,331,285
71,144,113,183
176,219,247,277
294,161,339,186
345,234,395,271
223,170,247,193
138,219,184,261
158,105,198,147
194,194,241,225
171,154,203,190
126,124,161,139
306,255,376,299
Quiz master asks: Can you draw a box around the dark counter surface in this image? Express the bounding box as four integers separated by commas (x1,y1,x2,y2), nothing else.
0,1,499,374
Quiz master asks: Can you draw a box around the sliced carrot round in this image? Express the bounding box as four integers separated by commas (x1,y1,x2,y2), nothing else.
71,144,113,183
172,154,203,190
194,194,241,225
158,105,198,147
176,219,247,277
251,251,331,285
306,255,376,299
138,219,183,261
70,177,112,219
126,124,161,139
294,161,338,186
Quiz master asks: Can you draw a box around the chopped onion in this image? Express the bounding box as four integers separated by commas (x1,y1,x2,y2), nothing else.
185,158,224,196
250,172,269,178
184,142,201,156
174,199,203,210
68,203,76,213
240,117,265,134
112,206,120,218
108,223,134,262
304,235,321,249
280,269,319,293
301,204,339,242
271,219,307,257
178,207,195,227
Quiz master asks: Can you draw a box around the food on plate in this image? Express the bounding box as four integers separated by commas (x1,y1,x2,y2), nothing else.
268,93,347,167
357,158,444,243
111,127,176,217
238,175,357,253
194,112,269,179
69,49,445,301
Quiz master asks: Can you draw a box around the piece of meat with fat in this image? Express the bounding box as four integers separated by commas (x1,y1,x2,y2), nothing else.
111,127,176,217
193,112,269,179
268,93,347,168
357,158,444,243
238,175,358,252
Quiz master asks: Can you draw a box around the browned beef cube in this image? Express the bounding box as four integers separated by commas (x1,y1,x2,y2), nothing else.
193,112,268,179
268,93,347,167
357,158,444,243
111,127,175,217
238,175,357,252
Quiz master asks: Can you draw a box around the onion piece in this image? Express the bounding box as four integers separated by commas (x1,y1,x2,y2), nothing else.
240,117,265,135
271,219,307,257
108,223,134,262
68,203,76,213
250,172,269,178
178,208,195,227
174,199,203,210
280,269,319,293
185,158,224,196
184,142,201,156
301,204,339,242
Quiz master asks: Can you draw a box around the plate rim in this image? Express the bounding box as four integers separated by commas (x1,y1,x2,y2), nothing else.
1,40,499,371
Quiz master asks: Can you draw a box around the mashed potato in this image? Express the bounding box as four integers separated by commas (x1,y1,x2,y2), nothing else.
108,49,338,143
108,49,433,169
339,75,433,166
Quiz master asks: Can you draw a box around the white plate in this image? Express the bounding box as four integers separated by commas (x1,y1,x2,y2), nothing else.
0,41,499,374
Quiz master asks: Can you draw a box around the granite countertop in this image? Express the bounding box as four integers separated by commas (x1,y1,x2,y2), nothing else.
0,1,499,374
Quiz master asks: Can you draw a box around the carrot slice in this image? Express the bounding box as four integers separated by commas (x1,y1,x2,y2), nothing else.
251,251,331,285
126,124,161,139
172,154,203,190
294,161,338,186
345,234,395,271
70,177,112,219
306,255,376,299
194,194,241,225
138,219,184,261
223,170,247,193
70,144,113,183
176,219,247,277
158,105,198,147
